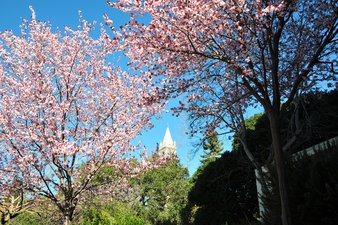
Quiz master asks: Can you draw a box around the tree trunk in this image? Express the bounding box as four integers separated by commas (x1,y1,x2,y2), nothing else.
62,204,75,225
64,216,72,225
269,112,292,225
61,192,77,225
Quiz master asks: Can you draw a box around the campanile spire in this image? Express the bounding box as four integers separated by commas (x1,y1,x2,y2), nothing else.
159,126,177,156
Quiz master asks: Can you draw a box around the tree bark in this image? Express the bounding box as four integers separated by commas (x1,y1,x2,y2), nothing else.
62,201,75,225
269,112,292,225
64,216,72,225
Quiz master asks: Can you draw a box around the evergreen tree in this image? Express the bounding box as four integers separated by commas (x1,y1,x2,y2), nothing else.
200,132,223,165
183,151,258,225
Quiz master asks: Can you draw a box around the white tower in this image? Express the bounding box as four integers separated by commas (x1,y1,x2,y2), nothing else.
159,126,177,156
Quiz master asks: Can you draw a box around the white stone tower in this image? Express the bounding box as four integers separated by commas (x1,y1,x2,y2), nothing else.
159,126,177,156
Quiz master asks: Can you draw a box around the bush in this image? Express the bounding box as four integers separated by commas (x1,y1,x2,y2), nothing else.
183,151,259,225
7,212,52,225
80,201,151,225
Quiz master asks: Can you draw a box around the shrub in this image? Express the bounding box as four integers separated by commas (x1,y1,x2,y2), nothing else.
80,201,150,225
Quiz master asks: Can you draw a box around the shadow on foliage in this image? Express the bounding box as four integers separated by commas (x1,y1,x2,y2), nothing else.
262,140,338,225
182,151,259,225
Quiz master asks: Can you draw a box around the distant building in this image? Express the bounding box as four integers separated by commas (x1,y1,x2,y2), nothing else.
159,126,177,156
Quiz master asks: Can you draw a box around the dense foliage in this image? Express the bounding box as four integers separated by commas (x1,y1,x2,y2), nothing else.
7,212,50,225
80,201,150,225
292,91,338,150
232,113,271,164
200,131,224,165
183,151,258,225
136,159,191,225
263,141,338,225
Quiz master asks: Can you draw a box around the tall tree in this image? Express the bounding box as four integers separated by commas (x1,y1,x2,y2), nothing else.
200,131,223,165
107,1,338,224
0,8,162,225
184,151,258,225
136,160,191,225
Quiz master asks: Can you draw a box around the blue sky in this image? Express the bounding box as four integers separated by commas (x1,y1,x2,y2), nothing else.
0,0,211,174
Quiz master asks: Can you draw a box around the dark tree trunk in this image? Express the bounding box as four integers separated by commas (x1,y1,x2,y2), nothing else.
58,195,76,225
63,208,74,225
269,111,292,225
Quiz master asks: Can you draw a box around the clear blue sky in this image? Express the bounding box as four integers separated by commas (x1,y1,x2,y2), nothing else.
0,0,210,175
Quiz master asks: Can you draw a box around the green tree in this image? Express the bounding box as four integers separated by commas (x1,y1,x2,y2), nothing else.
80,201,150,225
232,113,271,164
183,151,258,225
136,160,191,225
7,197,58,225
200,132,223,165
7,212,48,225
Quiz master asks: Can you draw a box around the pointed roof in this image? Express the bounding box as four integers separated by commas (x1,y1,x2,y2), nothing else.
162,126,174,146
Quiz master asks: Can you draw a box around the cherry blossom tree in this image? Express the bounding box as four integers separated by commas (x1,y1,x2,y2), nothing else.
107,0,338,224
0,8,163,225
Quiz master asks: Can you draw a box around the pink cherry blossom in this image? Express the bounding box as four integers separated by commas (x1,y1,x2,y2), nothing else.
0,11,164,223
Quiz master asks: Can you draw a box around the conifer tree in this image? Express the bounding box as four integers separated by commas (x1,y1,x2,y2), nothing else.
200,132,223,165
